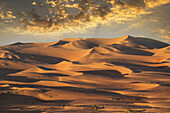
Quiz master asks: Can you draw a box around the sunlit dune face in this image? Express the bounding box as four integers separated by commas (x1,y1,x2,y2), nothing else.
0,0,170,36
0,36,170,112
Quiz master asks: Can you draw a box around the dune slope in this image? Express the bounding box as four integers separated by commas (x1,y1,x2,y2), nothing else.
0,35,170,113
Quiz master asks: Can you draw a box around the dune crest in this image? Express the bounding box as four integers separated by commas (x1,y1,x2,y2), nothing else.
0,35,170,113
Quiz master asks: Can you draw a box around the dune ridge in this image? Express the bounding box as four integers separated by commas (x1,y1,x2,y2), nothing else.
0,35,170,113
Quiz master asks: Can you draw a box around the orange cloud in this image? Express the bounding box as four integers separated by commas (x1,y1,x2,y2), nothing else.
162,35,170,39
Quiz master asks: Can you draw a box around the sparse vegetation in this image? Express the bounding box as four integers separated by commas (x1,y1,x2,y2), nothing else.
112,97,122,101
127,109,146,113
83,111,102,113
93,105,98,110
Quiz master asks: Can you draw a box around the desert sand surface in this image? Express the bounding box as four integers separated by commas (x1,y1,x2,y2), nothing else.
0,35,170,113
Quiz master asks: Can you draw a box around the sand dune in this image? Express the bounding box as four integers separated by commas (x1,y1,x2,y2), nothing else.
0,35,170,113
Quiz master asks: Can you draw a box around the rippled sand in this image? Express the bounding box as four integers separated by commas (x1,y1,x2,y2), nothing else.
0,35,170,113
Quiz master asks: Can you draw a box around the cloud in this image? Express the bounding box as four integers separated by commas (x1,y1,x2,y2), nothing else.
154,28,170,34
162,35,170,39
0,8,16,21
153,24,170,42
144,0,170,8
0,0,170,36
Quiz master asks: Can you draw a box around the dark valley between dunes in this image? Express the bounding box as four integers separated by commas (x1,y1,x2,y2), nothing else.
0,35,170,113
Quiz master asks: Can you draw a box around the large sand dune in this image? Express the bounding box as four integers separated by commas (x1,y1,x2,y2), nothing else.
0,35,170,113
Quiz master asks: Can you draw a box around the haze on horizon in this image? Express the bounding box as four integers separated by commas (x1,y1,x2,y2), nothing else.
0,0,170,45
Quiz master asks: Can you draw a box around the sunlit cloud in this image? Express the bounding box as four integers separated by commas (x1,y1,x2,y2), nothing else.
0,8,16,22
154,27,170,41
162,35,170,39
0,0,170,36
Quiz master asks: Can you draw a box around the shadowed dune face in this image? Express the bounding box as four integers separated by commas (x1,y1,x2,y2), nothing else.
0,35,170,113
110,44,154,56
126,36,169,49
81,70,123,79
51,41,70,46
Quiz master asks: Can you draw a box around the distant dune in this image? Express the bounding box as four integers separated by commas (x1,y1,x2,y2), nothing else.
0,35,170,113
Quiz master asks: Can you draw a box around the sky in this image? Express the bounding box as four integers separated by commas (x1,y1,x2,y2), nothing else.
0,0,170,46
